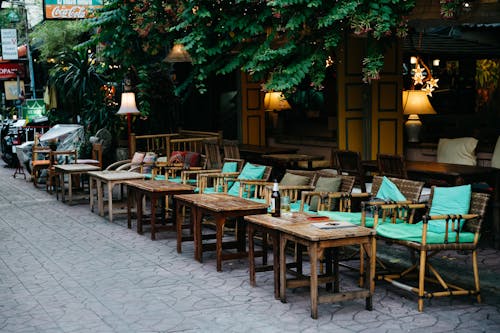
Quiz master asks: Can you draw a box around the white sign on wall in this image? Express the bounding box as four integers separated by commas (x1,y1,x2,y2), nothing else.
1,29,18,60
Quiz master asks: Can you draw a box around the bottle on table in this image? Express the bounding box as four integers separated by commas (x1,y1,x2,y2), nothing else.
270,179,281,217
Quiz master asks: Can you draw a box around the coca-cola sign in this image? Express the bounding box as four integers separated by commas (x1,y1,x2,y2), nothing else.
44,0,103,20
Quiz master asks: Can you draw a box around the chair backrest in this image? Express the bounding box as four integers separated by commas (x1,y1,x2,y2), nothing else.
203,140,223,169
377,153,408,179
223,139,240,159
315,169,356,193
91,143,103,168
49,150,77,166
370,175,424,203
224,158,245,172
334,150,367,192
426,188,490,234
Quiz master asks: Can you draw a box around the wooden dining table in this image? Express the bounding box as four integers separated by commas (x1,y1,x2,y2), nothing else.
245,212,376,319
362,159,500,248
174,193,268,271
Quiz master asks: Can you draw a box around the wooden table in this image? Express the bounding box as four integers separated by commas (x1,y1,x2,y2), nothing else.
262,153,324,169
126,180,195,240
363,159,500,248
174,193,268,271
88,170,145,222
55,164,101,204
245,212,376,319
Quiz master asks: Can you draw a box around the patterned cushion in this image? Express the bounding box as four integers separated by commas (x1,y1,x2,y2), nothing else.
168,151,200,167
131,151,146,164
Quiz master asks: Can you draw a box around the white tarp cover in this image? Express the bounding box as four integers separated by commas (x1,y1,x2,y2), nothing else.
39,124,84,152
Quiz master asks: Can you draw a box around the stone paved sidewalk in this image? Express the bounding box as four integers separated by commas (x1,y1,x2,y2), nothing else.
1,161,500,332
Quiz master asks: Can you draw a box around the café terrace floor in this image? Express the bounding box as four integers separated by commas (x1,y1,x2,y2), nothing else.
1,161,500,332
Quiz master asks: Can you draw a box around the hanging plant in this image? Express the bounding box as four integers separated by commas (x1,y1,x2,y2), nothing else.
439,0,464,19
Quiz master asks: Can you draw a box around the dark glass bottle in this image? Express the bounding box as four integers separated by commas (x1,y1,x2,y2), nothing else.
270,179,281,217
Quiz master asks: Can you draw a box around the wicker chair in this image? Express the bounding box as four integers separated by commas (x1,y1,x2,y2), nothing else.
334,150,370,193
370,188,490,312
377,153,408,179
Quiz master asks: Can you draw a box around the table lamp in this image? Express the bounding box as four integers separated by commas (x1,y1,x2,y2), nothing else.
264,91,291,128
116,92,141,157
402,90,436,143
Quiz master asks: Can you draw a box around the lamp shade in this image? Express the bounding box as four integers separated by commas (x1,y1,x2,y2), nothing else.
264,91,291,111
164,44,192,63
116,92,141,115
402,90,436,115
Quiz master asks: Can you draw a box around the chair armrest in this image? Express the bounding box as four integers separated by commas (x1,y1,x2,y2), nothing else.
106,159,132,170
239,180,272,200
363,201,427,228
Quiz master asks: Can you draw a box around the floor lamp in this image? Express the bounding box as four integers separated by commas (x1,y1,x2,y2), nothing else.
116,92,141,158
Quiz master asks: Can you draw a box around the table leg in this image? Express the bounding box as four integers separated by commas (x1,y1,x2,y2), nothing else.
97,180,104,216
195,209,203,262
176,201,184,253
150,195,157,240
136,192,144,234
272,232,280,300
366,236,375,311
68,172,73,205
107,181,114,223
333,248,339,293
127,186,132,229
309,242,318,319
280,236,287,303
59,173,65,202
248,223,256,287
216,215,226,272
89,176,94,212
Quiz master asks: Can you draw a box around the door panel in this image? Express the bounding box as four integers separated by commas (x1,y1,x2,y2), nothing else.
240,72,266,145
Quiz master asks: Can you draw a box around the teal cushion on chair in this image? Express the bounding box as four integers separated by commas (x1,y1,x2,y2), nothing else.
375,176,406,202
227,163,266,197
222,162,238,173
428,185,471,233
376,223,475,244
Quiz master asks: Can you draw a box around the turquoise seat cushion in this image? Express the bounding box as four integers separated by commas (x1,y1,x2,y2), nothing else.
227,163,266,197
376,222,475,244
222,162,238,173
428,185,471,233
280,173,311,186
168,177,182,183
318,211,375,227
375,176,406,202
309,177,342,212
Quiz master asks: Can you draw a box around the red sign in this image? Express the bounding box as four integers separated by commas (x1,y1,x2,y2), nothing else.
0,63,25,79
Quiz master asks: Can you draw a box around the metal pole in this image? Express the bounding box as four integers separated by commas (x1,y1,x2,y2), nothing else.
22,3,36,98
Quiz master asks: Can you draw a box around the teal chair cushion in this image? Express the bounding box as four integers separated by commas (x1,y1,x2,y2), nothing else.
222,162,238,173
227,163,266,197
376,222,475,244
309,177,342,211
428,185,471,233
375,176,406,202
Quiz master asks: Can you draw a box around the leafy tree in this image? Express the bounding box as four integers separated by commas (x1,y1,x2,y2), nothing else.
174,0,416,93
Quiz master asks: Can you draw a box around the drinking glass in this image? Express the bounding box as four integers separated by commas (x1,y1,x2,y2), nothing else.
281,196,291,214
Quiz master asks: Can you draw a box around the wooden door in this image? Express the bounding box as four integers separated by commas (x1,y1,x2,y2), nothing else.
337,35,403,159
240,72,266,145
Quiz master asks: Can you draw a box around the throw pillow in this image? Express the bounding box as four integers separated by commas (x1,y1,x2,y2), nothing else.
309,177,342,212
184,151,201,167
131,151,146,164
375,176,407,202
437,137,478,166
227,163,266,197
427,184,471,233
169,151,185,164
142,152,157,174
491,136,500,169
280,172,311,186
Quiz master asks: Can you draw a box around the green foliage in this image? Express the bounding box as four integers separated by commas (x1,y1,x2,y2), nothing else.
31,21,89,62
476,59,500,90
175,0,416,93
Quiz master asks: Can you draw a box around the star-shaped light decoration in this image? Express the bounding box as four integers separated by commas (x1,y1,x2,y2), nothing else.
413,72,424,85
428,77,439,89
422,83,435,97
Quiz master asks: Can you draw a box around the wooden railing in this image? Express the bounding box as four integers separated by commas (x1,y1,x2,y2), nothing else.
129,130,223,157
